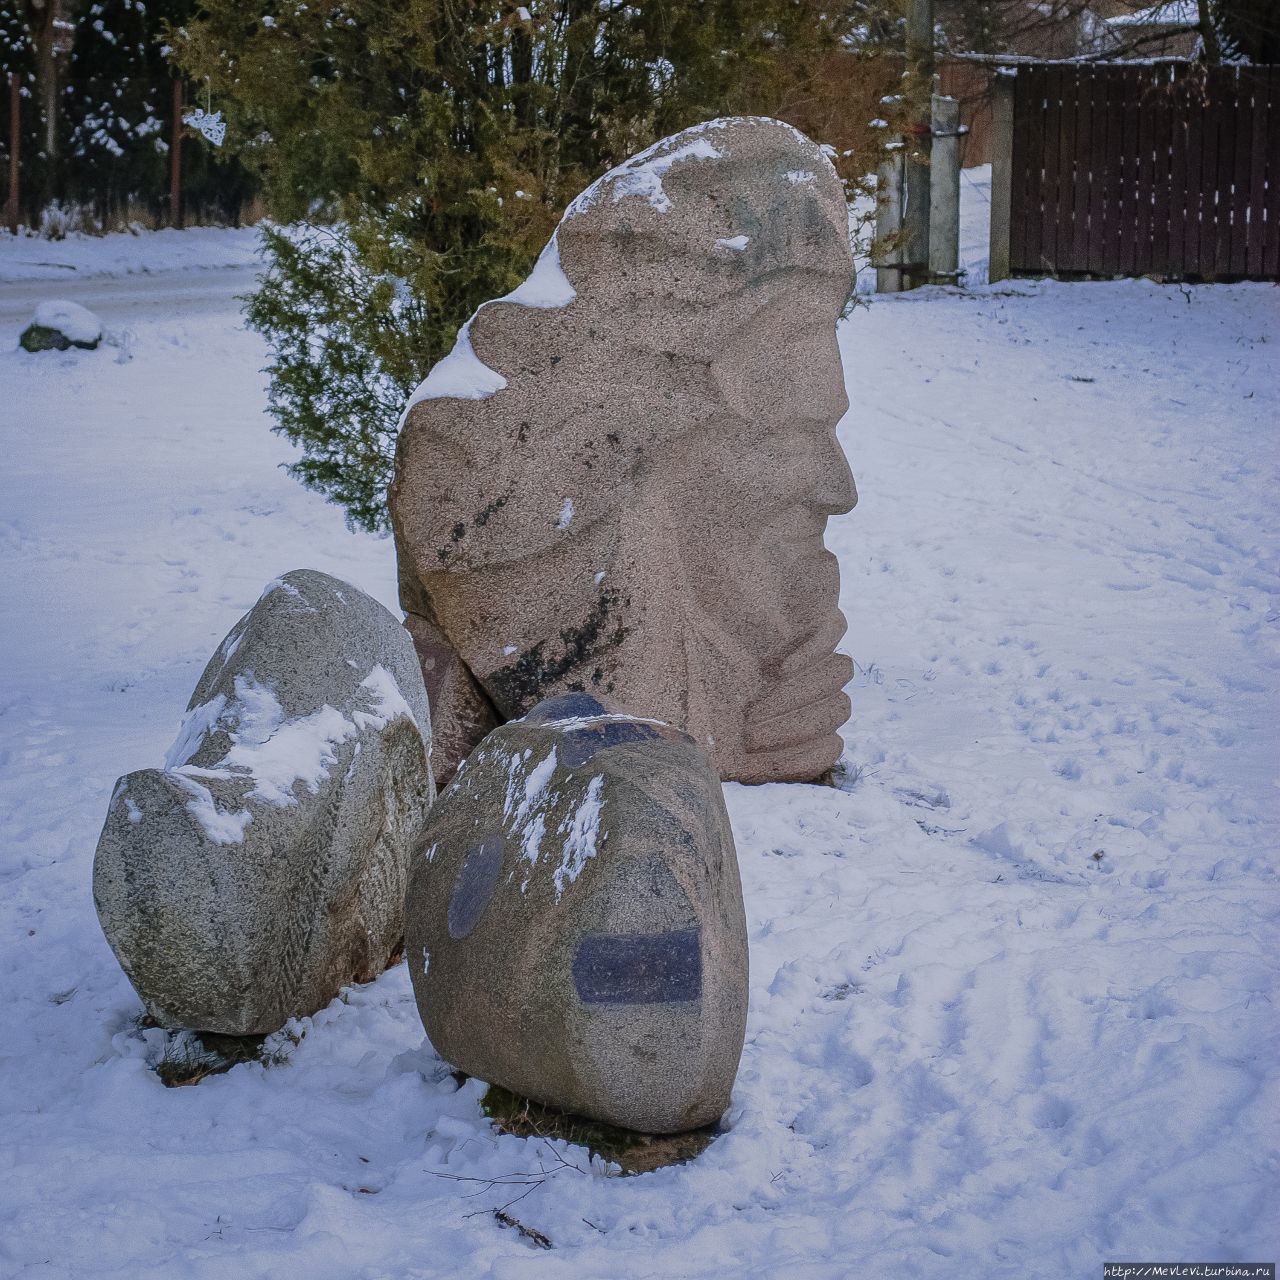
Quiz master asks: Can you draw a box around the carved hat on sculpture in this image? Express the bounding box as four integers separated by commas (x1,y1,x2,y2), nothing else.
390,116,857,786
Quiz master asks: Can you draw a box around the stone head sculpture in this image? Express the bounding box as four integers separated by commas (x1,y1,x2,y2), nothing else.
389,116,857,787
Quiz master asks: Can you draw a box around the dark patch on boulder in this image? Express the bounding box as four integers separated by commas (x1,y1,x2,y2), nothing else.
572,928,702,1004
20,323,99,352
559,719,662,768
485,587,627,717
523,692,610,723
447,834,505,940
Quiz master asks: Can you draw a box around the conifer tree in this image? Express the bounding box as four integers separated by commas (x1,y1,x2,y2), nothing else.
174,0,889,532
64,0,168,221
2,4,47,223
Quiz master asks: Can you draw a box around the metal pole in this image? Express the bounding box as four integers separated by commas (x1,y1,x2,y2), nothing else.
901,0,935,290
6,73,19,235
929,94,961,283
169,79,183,230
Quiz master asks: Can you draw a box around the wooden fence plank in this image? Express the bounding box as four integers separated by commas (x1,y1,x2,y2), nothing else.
1086,67,1111,275
1133,66,1156,275
1195,72,1222,276
1149,67,1173,277
1228,67,1254,276
1211,68,1236,277
1166,66,1189,279
1022,65,1047,274
1039,66,1063,273
1059,67,1082,272
1049,65,1071,271
1068,67,1095,274
1265,67,1280,278
1119,66,1140,276
1009,67,1034,273
1244,67,1270,275
1182,70,1205,277
1203,68,1223,277
1101,69,1127,275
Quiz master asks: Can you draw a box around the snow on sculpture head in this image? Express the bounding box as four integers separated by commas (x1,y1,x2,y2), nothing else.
389,116,857,785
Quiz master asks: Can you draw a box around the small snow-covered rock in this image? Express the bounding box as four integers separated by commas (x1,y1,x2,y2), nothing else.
93,570,435,1036
19,299,103,352
405,692,747,1134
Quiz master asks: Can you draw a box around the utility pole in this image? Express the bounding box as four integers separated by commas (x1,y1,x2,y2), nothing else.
928,94,962,284
6,72,19,235
874,140,905,294
901,0,935,290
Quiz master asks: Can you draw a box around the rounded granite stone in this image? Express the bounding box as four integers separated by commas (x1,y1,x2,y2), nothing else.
92,570,435,1036
406,696,748,1135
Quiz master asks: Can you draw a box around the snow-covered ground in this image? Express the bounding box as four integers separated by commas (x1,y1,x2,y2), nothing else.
0,223,261,283
1,184,1276,1278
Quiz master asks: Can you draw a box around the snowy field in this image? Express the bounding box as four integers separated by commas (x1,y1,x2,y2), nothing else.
1,188,1277,1277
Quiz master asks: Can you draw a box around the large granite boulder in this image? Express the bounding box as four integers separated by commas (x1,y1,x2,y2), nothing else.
93,570,435,1036
390,116,857,789
406,692,748,1135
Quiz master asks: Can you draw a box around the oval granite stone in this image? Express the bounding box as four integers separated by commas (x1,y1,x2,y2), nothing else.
406,696,748,1134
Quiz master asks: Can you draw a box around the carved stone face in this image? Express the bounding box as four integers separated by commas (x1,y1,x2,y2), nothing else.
390,117,857,785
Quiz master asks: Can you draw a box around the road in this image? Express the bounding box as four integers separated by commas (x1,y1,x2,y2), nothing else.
1,265,260,336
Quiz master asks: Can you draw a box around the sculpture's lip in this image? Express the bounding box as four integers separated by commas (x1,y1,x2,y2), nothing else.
745,655,851,746
778,613,850,677
767,512,839,545
749,682,849,736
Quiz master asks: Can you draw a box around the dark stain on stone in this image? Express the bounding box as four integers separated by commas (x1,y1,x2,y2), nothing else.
473,494,508,528
486,588,628,715
559,720,661,769
524,692,609,724
572,928,702,1005
447,833,505,940
450,521,467,542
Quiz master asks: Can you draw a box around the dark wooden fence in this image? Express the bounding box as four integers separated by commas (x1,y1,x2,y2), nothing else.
993,63,1279,281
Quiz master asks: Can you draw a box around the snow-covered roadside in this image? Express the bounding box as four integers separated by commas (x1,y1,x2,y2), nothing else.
2,235,1277,1275
0,224,263,283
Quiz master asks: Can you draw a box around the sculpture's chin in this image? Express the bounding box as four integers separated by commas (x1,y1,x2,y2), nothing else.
728,662,851,785
733,729,848,787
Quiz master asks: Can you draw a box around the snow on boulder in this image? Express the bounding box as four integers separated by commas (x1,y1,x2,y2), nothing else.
406,692,748,1134
19,299,103,352
93,569,435,1037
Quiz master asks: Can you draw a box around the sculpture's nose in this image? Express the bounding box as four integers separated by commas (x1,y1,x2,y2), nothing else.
808,340,860,519
810,426,857,517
